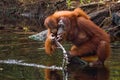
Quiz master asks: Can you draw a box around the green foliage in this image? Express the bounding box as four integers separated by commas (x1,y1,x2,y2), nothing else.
66,0,105,8
80,0,83,4
66,0,72,8
87,0,91,3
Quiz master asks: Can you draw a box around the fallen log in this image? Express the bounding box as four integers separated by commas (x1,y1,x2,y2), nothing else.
88,2,120,26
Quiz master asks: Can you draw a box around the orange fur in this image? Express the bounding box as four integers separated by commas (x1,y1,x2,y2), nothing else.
73,8,90,19
44,8,90,54
44,8,111,65
45,29,57,54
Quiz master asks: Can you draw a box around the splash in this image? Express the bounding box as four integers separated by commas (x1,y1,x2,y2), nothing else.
0,59,62,70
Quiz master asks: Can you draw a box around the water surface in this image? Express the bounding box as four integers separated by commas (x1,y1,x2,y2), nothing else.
0,30,120,80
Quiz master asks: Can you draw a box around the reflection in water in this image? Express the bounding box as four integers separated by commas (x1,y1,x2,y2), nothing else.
44,63,110,80
68,65,109,80
45,68,62,80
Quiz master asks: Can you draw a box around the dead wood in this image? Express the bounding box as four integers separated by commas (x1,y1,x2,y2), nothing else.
88,3,120,26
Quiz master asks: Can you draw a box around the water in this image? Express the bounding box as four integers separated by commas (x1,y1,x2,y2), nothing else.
0,29,120,80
